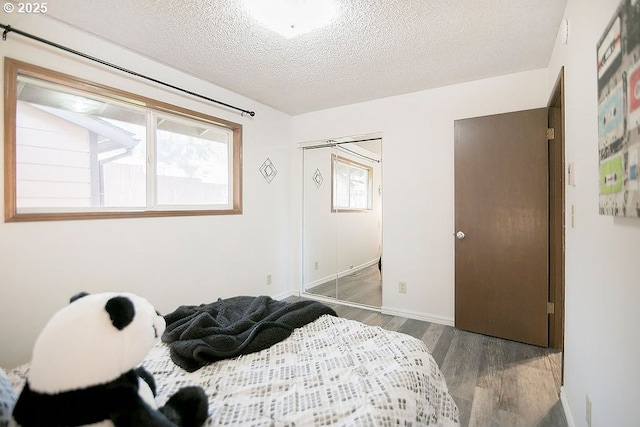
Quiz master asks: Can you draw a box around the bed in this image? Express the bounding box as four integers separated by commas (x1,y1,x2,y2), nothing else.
2,301,459,426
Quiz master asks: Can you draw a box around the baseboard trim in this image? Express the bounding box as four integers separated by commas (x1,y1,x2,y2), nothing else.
381,306,455,327
560,386,576,427
273,290,298,300
303,258,380,290
336,259,379,279
286,290,455,327
303,274,336,290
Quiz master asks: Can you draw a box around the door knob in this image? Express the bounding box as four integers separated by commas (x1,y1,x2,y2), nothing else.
455,231,466,240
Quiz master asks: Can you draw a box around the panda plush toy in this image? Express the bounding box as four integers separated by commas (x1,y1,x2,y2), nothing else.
12,292,209,427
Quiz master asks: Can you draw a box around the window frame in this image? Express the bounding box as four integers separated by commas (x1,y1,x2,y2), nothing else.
331,154,373,213
4,58,243,222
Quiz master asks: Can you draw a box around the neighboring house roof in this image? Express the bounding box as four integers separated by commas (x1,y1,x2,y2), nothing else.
33,104,141,153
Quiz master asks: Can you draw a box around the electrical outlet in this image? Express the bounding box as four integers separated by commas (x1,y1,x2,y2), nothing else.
314,261,319,270
586,394,592,427
399,282,407,293
266,274,272,285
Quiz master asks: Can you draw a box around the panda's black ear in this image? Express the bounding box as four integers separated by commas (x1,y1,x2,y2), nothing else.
105,296,135,330
70,292,89,303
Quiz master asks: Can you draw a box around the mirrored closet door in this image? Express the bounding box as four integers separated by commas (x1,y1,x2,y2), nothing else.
302,136,382,308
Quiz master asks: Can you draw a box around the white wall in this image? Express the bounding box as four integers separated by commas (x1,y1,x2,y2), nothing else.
548,1,640,426
292,69,549,323
0,14,293,369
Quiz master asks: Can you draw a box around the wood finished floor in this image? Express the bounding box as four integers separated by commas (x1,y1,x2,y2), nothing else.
306,264,382,307
286,295,567,427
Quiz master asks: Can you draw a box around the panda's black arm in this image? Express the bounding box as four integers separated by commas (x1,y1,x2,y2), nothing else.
108,385,178,427
135,366,157,396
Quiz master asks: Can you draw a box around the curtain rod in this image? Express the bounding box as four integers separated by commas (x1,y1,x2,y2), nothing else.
1,23,256,117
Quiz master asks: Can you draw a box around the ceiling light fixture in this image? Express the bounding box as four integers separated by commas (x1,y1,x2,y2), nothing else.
244,0,339,39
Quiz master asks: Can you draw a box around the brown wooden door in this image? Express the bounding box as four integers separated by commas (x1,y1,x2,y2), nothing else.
454,108,549,347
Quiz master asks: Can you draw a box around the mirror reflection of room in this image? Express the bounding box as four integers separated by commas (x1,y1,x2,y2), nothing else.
303,137,382,308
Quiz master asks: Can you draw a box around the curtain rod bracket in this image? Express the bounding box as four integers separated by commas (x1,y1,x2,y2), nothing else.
2,25,11,41
0,23,256,117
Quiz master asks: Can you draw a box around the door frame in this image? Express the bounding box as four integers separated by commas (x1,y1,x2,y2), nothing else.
548,67,565,350
454,108,550,346
452,68,565,349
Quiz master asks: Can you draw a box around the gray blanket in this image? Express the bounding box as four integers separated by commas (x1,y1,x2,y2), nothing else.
161,295,337,371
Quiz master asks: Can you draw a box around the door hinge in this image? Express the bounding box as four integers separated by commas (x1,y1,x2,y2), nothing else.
547,302,555,314
547,128,555,140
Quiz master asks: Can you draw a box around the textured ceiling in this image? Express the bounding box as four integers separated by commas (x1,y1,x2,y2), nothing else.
41,0,568,115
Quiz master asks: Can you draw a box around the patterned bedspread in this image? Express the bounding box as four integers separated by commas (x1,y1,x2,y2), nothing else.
8,315,459,426
151,315,458,426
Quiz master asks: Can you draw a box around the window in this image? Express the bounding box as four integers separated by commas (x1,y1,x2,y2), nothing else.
4,58,242,221
332,154,372,211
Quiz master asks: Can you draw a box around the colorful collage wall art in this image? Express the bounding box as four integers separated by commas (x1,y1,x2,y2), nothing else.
597,0,640,217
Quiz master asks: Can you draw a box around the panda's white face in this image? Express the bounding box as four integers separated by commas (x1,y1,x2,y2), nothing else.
27,292,166,394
